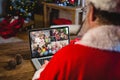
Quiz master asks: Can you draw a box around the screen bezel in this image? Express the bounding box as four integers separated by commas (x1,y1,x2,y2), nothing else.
29,26,70,58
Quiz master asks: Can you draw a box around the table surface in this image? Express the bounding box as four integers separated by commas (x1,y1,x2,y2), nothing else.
0,41,35,80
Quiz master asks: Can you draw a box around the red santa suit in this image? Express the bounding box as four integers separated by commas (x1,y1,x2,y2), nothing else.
33,25,120,80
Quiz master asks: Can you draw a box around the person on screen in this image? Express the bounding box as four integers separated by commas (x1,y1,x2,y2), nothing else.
32,0,120,80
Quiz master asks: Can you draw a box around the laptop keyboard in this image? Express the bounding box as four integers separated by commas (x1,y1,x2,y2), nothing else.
38,57,51,65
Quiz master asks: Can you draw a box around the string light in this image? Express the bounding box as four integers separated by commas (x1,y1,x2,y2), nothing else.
8,0,37,21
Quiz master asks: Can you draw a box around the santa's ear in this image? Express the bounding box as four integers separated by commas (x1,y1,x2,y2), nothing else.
117,28,120,37
88,5,97,25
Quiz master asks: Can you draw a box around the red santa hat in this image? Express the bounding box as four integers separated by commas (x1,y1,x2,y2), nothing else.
86,0,120,13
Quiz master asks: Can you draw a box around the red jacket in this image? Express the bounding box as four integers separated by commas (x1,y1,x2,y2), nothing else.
39,43,120,80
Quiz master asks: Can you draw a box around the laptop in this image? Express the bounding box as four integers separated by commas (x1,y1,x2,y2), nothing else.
29,26,70,70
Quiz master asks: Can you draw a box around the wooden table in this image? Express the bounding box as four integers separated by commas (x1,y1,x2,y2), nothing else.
43,2,83,27
0,41,35,80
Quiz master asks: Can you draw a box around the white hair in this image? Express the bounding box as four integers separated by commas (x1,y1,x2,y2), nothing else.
76,25,120,51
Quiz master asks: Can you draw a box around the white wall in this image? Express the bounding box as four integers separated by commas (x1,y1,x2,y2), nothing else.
59,10,72,21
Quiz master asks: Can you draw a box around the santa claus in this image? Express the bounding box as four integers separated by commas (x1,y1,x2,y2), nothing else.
33,0,120,80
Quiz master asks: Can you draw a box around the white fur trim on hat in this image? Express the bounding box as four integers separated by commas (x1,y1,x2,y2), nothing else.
87,0,120,13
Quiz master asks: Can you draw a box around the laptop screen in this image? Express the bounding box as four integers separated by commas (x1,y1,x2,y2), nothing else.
29,26,70,58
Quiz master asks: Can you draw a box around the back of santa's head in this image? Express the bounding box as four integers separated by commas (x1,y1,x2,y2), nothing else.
86,0,120,25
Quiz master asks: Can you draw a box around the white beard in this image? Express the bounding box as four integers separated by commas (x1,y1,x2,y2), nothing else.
76,25,120,52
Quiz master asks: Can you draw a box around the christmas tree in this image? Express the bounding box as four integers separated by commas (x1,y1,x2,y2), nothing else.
6,0,38,22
